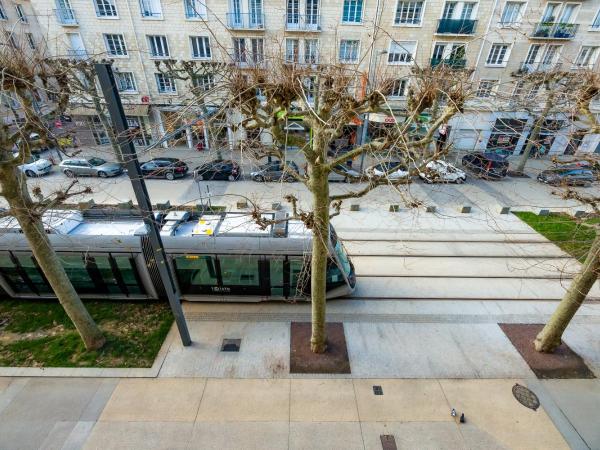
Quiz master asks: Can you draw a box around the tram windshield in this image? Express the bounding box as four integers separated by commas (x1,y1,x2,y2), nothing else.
330,226,352,276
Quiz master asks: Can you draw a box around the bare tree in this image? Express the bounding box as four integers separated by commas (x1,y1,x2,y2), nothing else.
534,72,600,353
1,46,106,350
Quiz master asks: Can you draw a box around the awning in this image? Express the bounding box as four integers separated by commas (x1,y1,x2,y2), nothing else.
67,104,149,116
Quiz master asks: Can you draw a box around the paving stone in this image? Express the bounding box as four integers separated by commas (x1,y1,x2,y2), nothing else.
39,421,77,450
563,324,600,377
0,420,58,450
99,379,206,422
189,421,289,450
353,379,450,422
0,378,101,422
439,379,569,450
0,377,12,392
195,379,290,422
361,421,466,450
290,379,358,422
289,422,363,450
542,379,600,450
83,421,193,450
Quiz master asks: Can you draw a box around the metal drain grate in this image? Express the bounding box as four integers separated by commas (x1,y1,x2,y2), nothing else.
380,435,397,450
221,338,241,352
512,383,540,411
373,385,383,395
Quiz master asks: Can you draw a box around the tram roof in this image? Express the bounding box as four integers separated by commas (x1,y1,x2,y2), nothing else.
0,209,309,239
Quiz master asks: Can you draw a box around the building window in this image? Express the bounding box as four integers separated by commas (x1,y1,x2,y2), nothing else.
304,39,319,64
286,38,300,63
7,33,17,48
15,4,27,23
0,1,7,20
486,43,510,66
500,1,524,25
388,78,407,98
104,34,127,56
388,40,416,64
574,46,599,68
155,73,176,93
250,38,264,63
190,36,211,59
184,0,206,19
233,37,263,64
339,39,359,63
592,9,600,30
115,72,137,92
476,80,496,98
193,73,214,91
148,35,169,58
342,0,363,23
394,1,424,25
95,0,117,17
25,32,35,49
139,0,162,18
526,84,541,100
442,1,476,20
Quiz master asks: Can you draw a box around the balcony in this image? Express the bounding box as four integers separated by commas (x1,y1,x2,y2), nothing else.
67,49,88,59
531,22,579,39
436,18,477,35
284,13,321,31
54,8,78,26
226,12,264,30
516,61,562,74
430,57,467,69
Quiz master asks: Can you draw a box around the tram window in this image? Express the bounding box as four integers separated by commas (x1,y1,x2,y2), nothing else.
59,254,96,293
173,255,218,291
219,255,260,286
14,254,52,294
326,258,346,289
0,253,31,293
113,255,145,295
270,257,285,296
94,256,122,295
290,258,306,294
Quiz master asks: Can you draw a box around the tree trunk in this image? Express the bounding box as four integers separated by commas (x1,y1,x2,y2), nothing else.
535,232,600,352
0,166,106,350
309,163,330,354
514,91,554,174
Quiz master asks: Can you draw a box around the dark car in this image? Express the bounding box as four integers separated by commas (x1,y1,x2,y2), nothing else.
193,160,241,181
461,152,509,179
537,168,594,186
140,158,188,180
250,160,300,182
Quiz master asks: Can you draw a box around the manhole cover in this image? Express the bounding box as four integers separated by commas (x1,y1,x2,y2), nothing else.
221,338,241,352
512,383,540,411
373,385,383,395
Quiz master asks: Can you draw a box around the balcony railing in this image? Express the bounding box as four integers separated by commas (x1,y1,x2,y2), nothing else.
531,22,579,39
517,61,562,74
54,8,78,26
226,12,265,30
436,18,477,34
284,13,321,31
66,49,88,59
430,57,467,69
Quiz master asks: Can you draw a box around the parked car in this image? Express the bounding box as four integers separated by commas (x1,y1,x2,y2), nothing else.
537,168,595,187
461,152,509,179
59,157,123,178
193,160,241,181
140,158,188,180
14,153,53,177
328,164,361,182
419,160,467,184
251,161,300,182
365,161,409,180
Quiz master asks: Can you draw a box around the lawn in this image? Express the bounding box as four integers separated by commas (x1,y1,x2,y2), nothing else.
0,300,173,368
514,211,597,262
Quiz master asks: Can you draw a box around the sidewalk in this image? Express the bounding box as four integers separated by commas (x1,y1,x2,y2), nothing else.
1,376,594,450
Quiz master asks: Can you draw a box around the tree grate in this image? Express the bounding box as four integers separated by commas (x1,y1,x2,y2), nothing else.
221,338,241,352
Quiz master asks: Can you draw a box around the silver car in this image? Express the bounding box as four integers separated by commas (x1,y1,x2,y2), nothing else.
59,157,123,178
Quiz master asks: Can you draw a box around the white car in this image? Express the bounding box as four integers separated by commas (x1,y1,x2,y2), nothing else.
419,160,466,184
365,161,409,180
14,153,53,177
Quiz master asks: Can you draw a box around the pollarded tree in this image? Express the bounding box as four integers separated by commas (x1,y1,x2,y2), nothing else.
534,72,600,352
198,55,473,353
0,44,106,350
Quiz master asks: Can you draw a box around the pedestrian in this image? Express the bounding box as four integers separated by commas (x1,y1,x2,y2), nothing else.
436,124,448,152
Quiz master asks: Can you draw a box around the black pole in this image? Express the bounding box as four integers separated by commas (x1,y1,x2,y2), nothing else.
94,63,191,346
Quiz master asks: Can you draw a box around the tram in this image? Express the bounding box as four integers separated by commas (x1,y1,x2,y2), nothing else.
0,209,356,301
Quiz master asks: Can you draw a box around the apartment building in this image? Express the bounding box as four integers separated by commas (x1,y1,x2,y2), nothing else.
22,0,600,154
